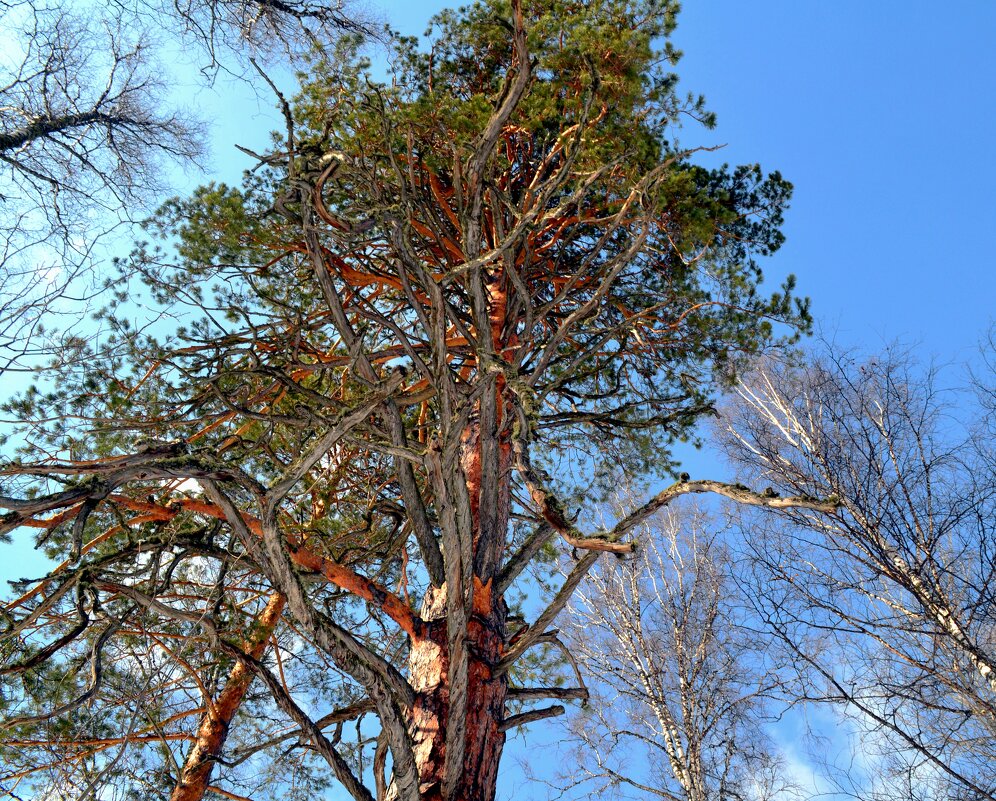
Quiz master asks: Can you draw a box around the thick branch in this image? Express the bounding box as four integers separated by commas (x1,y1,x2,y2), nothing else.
497,478,838,674
171,591,286,801
499,704,565,732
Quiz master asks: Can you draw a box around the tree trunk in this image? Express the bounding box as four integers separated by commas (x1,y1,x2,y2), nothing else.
407,405,512,801
408,582,508,801
171,591,286,801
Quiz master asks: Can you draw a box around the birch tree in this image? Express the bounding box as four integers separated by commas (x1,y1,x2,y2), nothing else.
566,506,797,801
721,345,996,800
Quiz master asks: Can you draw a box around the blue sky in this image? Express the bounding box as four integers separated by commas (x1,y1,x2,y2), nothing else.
672,1,996,360
4,1,995,797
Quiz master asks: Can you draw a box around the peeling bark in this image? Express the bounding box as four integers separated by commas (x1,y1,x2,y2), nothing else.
409,581,507,801
407,404,513,801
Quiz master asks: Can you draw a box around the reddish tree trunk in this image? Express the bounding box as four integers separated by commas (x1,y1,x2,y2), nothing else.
408,582,508,801
407,401,512,801
171,592,286,801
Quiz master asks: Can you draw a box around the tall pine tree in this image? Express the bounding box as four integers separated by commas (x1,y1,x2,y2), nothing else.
0,2,826,798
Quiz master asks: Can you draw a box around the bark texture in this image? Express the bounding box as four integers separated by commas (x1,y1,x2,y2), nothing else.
409,583,508,801
404,415,513,801
171,592,286,801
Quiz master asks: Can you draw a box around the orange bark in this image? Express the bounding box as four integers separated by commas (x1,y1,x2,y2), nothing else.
170,591,286,801
105,496,423,638
407,401,514,800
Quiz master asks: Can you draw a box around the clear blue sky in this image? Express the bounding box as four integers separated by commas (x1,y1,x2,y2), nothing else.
671,1,996,360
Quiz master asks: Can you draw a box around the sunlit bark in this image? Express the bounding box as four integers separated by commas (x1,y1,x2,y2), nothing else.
171,592,286,801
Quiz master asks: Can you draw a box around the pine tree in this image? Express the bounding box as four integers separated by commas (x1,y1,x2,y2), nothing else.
0,2,823,798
